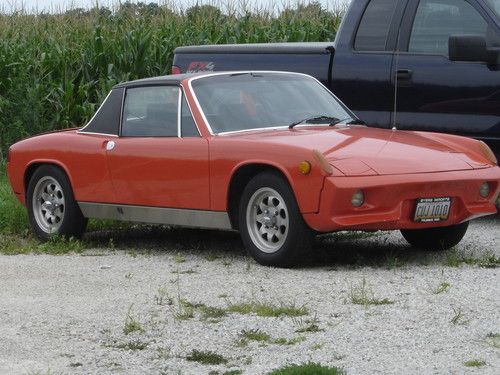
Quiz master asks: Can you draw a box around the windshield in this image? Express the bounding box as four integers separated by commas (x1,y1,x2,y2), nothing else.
486,0,499,16
191,72,354,134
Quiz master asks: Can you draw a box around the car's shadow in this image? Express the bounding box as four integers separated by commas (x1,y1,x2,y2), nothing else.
83,221,472,269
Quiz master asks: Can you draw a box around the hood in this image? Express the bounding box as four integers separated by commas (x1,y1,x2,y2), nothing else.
224,126,487,176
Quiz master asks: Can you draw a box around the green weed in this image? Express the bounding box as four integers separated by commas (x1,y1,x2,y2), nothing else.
123,306,144,334
445,250,500,268
227,301,308,317
240,329,271,342
433,282,450,294
349,278,394,307
267,362,346,375
463,360,485,367
485,332,500,348
186,349,228,365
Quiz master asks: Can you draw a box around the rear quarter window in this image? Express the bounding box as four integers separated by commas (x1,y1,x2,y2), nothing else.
81,88,123,135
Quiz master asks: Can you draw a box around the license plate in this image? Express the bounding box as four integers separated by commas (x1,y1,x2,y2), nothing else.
413,197,451,222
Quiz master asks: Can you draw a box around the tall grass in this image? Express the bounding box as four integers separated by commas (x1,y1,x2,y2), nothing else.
0,1,345,155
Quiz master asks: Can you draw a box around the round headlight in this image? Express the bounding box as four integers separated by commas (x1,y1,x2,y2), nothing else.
352,190,364,207
479,182,490,198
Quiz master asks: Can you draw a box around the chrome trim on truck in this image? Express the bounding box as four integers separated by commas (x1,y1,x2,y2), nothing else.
78,202,232,230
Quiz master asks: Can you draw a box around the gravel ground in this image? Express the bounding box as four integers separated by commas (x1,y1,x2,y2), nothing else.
0,214,499,375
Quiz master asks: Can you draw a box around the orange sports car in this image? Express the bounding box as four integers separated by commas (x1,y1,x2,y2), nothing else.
6,71,500,267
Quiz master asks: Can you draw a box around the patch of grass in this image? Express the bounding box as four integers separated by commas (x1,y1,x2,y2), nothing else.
0,167,29,235
171,269,198,274
384,252,406,269
0,234,86,255
186,349,228,365
180,299,205,309
205,252,220,261
154,286,173,306
273,336,306,345
445,250,500,268
349,278,395,307
463,360,486,367
311,343,324,350
450,307,468,325
241,329,271,342
227,301,308,317
322,231,380,242
433,281,450,294
485,332,500,348
107,339,148,351
26,370,62,375
174,307,194,321
200,305,227,320
267,362,346,375
174,253,186,264
123,306,144,335
294,315,324,333
39,235,86,254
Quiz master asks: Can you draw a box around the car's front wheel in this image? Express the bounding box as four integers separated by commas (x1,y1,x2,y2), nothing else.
239,171,313,267
400,221,469,250
27,165,87,240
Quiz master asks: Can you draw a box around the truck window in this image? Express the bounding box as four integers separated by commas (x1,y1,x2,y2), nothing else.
485,0,499,17
408,0,488,55
354,0,399,51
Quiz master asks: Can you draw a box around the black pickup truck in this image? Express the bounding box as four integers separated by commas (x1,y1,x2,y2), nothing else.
173,0,500,156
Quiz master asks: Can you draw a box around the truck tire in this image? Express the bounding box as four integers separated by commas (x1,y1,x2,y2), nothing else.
400,222,469,250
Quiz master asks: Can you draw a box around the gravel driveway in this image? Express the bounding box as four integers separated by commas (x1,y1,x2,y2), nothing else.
0,215,499,375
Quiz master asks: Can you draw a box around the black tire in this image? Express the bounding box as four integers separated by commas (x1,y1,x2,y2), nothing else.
27,165,87,240
400,221,469,250
239,171,313,267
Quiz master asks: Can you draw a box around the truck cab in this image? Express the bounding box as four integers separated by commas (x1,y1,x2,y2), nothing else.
173,0,500,156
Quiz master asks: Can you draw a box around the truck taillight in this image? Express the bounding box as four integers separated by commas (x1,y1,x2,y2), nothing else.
171,65,182,75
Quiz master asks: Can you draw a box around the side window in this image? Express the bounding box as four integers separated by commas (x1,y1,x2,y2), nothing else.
354,0,399,51
81,88,123,135
121,86,179,137
408,0,488,55
181,95,200,137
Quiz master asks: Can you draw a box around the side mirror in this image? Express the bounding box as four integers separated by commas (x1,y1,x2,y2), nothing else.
449,35,499,64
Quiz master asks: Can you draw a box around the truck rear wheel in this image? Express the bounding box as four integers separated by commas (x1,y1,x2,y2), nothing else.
400,222,469,250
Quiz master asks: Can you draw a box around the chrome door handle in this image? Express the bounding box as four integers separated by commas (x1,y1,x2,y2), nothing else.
106,141,116,151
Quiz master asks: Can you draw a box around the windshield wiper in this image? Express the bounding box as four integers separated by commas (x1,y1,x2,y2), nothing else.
345,118,365,125
327,117,366,126
288,115,340,129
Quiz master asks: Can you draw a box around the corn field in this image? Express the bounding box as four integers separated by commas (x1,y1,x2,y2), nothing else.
0,1,345,155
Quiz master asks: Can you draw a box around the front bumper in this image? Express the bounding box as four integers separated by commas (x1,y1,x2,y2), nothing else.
303,167,500,232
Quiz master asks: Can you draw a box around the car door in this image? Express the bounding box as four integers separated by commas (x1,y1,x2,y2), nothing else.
392,0,500,139
106,84,210,210
331,0,406,127
76,88,123,203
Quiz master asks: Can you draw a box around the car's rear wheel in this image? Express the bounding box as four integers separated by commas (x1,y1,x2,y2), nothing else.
400,221,469,250
27,165,87,240
239,171,313,267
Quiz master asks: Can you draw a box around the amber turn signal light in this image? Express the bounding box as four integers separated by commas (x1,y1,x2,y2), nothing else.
298,161,311,174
